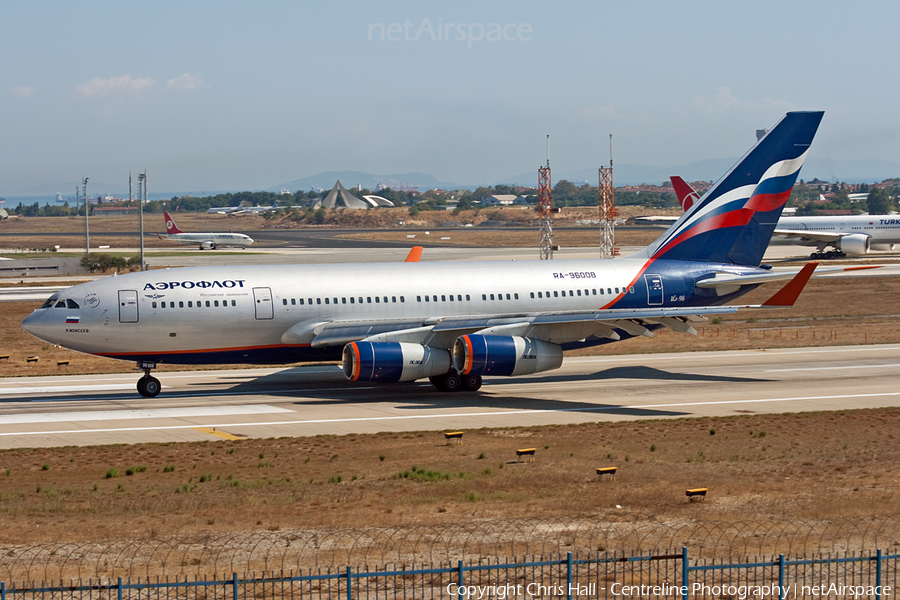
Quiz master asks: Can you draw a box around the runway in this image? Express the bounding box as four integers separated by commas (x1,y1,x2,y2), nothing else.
1,343,899,448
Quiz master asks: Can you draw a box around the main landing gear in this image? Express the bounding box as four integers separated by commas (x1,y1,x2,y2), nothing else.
429,371,482,392
136,361,161,397
810,250,846,259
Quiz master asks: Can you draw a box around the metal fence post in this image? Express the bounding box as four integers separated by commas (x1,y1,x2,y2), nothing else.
682,547,689,600
778,554,785,595
118,576,123,600
877,549,883,600
346,566,352,600
567,552,573,600
232,573,238,600
1,580,5,600
457,560,464,600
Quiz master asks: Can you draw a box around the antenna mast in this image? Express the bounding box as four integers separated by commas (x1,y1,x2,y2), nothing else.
538,135,555,260
598,134,617,258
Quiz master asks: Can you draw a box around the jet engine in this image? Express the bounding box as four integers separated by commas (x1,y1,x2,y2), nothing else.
342,341,451,383
452,335,563,377
200,241,217,250
836,234,870,255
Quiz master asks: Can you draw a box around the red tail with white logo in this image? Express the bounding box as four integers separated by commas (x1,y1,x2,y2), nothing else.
163,212,183,235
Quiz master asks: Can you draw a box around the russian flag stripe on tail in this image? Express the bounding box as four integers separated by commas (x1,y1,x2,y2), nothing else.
636,111,824,267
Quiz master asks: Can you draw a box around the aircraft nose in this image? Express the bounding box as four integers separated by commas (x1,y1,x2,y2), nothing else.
21,309,51,341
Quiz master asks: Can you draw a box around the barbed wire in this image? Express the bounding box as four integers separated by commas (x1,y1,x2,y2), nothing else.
2,515,899,582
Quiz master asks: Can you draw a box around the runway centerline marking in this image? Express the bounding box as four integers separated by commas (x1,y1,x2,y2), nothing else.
2,391,899,438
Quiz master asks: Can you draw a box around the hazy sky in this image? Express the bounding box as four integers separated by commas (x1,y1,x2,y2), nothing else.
2,1,898,194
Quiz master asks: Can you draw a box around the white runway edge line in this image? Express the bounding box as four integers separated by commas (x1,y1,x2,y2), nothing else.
0,405,292,425
1,391,899,438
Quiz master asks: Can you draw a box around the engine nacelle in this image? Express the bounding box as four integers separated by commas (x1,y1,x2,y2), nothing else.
836,234,870,255
200,241,216,250
342,342,450,383
871,243,896,251
452,335,563,377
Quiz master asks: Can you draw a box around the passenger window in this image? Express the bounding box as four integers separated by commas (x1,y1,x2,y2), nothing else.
514,293,518,300
384,296,388,303
530,292,535,298
449,295,454,302
160,301,166,308
350,297,355,304
441,295,446,302
188,301,193,307
457,295,462,301
482,294,487,301
615,287,619,294
432,295,437,302
214,300,219,307
291,299,296,305
417,296,422,302
316,298,321,305
466,294,470,301
179,301,184,308
569,291,574,297
152,302,157,308
607,288,612,294
342,298,347,304
401,296,405,302
206,301,211,307
577,290,581,296
283,299,288,305
231,300,236,306
392,296,396,303
553,291,558,298
375,297,380,303
367,297,372,303
425,296,430,302
629,287,635,294
490,294,495,300
333,298,338,304
325,298,330,304
506,293,510,300
592,289,597,295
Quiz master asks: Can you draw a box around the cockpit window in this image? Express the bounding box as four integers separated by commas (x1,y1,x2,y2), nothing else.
66,299,80,309
55,300,66,308
40,296,59,309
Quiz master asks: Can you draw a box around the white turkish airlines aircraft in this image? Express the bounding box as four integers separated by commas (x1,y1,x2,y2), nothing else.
25,112,868,398
157,211,254,250
671,176,900,258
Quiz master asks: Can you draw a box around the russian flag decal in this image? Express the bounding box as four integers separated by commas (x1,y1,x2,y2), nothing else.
66,316,79,324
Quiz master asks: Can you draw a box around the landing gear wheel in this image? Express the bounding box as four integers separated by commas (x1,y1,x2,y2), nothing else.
430,372,462,392
137,375,161,398
461,373,483,391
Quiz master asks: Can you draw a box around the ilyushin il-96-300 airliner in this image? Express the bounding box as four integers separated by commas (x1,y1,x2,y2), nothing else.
24,111,866,398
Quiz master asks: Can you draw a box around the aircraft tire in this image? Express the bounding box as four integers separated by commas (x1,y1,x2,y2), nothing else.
430,372,462,392
461,373,482,391
137,376,161,398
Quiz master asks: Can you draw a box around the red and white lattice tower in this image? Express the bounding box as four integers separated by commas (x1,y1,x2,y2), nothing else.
598,134,617,258
538,135,554,260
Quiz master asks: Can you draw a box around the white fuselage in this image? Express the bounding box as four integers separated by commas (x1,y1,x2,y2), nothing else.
21,257,684,363
159,232,254,248
773,214,900,248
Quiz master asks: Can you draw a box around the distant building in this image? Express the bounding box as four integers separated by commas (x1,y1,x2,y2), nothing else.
482,194,518,206
309,181,371,209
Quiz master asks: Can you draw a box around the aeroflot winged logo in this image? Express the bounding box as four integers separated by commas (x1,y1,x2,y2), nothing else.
143,279,247,291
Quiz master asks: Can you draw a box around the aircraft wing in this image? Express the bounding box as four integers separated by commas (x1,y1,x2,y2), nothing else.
772,228,848,244
695,263,879,290
302,265,823,349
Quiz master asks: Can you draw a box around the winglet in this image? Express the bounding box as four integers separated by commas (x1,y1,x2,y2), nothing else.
405,246,423,263
761,262,818,307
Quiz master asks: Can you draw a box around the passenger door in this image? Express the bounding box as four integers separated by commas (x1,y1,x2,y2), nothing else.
253,287,274,320
643,274,663,306
118,290,139,323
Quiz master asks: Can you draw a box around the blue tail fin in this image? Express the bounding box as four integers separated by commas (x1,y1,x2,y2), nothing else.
635,111,824,266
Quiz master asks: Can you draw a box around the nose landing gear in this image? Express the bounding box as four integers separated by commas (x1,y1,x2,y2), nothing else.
136,361,161,397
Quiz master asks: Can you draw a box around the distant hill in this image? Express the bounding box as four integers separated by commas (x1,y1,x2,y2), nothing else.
270,171,459,193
